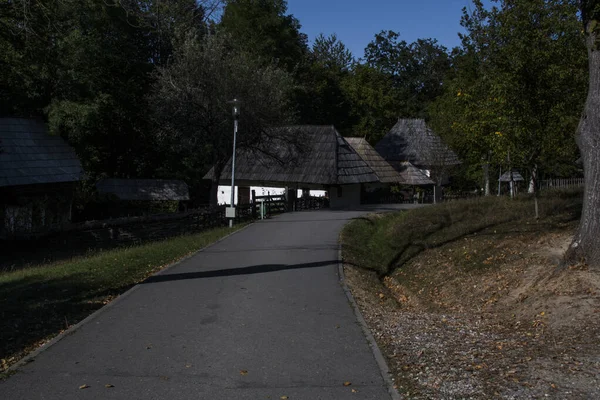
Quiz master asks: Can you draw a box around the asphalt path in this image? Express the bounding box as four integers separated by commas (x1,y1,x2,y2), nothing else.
0,209,407,400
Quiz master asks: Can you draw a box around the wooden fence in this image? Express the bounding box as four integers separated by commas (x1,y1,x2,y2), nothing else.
1,194,328,269
538,178,584,191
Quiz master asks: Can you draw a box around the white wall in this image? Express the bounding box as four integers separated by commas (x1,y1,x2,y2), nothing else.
217,186,326,205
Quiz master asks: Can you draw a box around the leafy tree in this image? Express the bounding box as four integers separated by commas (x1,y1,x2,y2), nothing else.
431,0,586,203
295,34,355,133
567,0,600,267
1,0,211,184
219,0,308,72
364,30,451,118
341,64,398,142
312,33,354,71
0,0,63,116
150,33,297,205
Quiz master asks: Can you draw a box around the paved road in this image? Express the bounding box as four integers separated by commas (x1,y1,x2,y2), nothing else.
1,210,400,400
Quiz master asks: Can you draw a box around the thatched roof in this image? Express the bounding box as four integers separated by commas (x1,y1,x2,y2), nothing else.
499,171,525,182
388,161,435,186
346,137,406,184
0,118,83,188
375,119,460,168
206,126,378,186
96,179,190,201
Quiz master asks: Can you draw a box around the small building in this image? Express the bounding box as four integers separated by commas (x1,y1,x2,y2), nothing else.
499,170,525,196
345,137,433,186
205,126,379,209
346,137,434,203
375,119,460,185
0,118,83,237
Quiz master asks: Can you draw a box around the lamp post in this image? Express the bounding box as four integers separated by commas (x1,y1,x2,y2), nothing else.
228,98,240,228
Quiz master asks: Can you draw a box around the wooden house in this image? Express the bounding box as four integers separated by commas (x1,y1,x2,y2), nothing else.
375,119,460,185
345,137,433,186
205,126,379,209
346,137,434,203
0,118,83,237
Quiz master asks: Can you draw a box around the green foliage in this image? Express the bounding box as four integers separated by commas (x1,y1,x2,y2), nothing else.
341,64,398,142
342,190,582,276
150,33,297,204
312,33,354,71
219,0,308,72
365,30,451,119
430,0,587,189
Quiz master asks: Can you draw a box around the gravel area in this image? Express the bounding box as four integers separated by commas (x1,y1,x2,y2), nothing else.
343,233,600,399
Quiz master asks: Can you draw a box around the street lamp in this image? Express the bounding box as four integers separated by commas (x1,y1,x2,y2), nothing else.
227,98,240,228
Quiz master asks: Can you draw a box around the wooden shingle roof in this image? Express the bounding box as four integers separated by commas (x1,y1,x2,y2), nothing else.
375,119,460,168
96,179,190,201
346,137,406,184
207,126,378,185
499,170,525,182
0,118,83,188
388,161,435,186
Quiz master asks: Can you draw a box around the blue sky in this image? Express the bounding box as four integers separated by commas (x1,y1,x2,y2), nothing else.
286,0,492,59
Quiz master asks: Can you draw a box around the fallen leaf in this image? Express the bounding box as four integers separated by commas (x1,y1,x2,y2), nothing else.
378,293,385,299
79,384,90,390
240,370,248,376
105,384,114,388
351,388,358,393
343,381,352,386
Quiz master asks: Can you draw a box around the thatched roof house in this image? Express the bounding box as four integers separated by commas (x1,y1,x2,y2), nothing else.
375,119,460,169
0,118,83,187
207,126,378,187
0,118,83,236
346,137,433,186
393,161,436,186
205,126,379,209
96,179,190,201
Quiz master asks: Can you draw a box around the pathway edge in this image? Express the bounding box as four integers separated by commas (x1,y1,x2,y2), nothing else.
8,223,253,373
337,243,402,400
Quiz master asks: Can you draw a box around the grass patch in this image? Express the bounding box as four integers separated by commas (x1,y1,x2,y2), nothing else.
342,190,582,276
0,224,246,372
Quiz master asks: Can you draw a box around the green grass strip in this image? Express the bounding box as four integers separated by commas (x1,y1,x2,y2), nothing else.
0,224,247,371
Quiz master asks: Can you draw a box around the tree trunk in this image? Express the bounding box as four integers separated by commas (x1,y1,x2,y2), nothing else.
530,164,539,219
567,20,600,267
483,160,490,196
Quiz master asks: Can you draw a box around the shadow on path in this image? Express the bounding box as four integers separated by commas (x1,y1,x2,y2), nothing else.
143,259,340,283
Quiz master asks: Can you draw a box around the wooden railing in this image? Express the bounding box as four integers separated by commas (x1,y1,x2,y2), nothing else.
294,196,329,211
539,178,584,191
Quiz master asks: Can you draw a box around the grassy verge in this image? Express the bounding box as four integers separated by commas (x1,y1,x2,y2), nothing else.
342,190,582,276
0,224,246,373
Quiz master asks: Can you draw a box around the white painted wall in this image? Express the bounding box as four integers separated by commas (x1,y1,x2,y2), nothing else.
217,186,326,205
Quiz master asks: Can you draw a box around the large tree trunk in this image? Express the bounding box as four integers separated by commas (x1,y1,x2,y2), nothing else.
567,17,600,267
